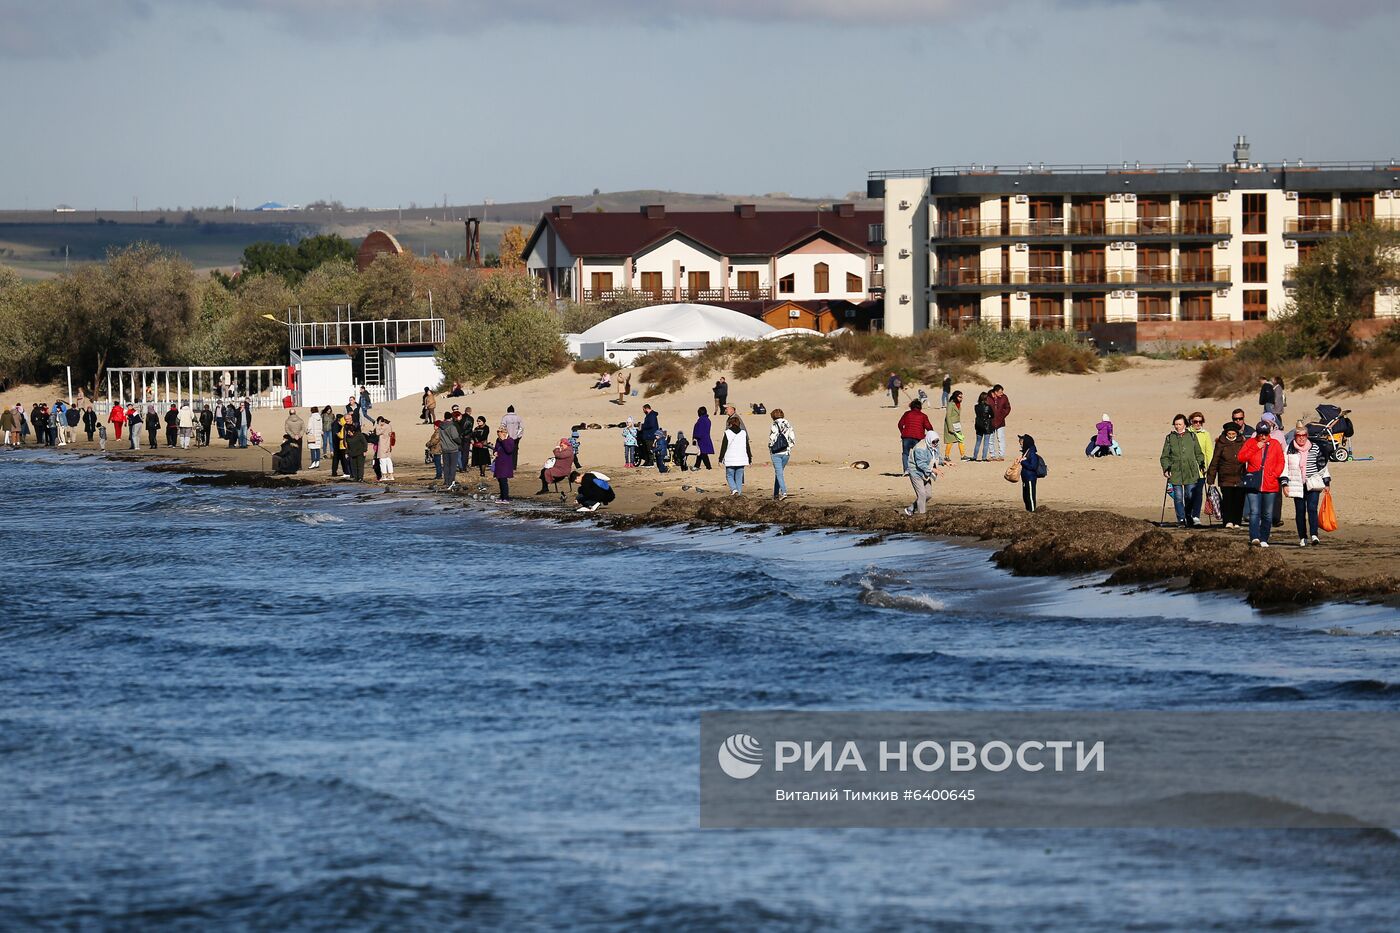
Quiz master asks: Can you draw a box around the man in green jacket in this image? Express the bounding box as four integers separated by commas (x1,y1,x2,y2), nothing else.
1160,413,1205,527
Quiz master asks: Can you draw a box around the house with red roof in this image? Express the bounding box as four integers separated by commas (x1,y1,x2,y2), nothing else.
521,203,886,308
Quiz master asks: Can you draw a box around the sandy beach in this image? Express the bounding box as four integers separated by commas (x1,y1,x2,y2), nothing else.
13,357,1400,594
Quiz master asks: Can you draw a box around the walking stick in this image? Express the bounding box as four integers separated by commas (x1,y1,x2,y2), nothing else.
1160,484,1169,527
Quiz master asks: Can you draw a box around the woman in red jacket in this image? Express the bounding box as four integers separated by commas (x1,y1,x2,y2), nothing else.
897,399,934,475
1237,420,1286,547
108,402,126,440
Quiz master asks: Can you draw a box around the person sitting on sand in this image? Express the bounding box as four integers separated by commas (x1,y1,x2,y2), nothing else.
573,471,615,512
591,371,612,390
272,434,299,475
1091,413,1114,457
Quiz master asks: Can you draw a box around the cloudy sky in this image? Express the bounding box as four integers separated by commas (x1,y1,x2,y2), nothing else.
1,0,1395,209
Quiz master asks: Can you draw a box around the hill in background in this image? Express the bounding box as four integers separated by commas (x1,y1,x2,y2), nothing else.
0,189,877,279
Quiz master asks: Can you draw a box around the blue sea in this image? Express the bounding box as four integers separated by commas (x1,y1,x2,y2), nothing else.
3,452,1400,930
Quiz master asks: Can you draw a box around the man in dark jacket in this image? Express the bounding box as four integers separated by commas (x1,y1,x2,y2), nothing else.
272,434,300,474
1258,378,1276,415
164,404,179,447
638,405,660,466
198,406,214,446
345,424,369,482
82,406,98,442
438,414,462,489
145,408,160,448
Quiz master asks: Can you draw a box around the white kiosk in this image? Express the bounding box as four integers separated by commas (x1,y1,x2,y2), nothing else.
288,310,447,409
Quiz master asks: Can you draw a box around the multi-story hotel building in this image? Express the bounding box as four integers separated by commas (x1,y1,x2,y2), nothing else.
868,138,1400,342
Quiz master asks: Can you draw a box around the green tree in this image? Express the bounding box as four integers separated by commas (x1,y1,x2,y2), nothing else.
1279,222,1400,358
238,233,357,285
0,269,53,389
295,258,362,318
497,225,528,271
437,304,568,386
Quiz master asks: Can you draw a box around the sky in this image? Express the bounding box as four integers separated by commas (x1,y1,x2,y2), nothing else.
1,0,1397,210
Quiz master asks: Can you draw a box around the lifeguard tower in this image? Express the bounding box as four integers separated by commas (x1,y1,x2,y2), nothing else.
289,308,446,408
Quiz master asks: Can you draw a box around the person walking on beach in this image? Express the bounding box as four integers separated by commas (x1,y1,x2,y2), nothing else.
198,405,213,446
177,403,194,449
897,399,934,475
768,408,795,501
1208,422,1247,529
1282,419,1329,547
18,404,31,445
1258,377,1276,416
359,385,372,417
426,420,443,480
29,404,46,447
943,390,966,461
615,371,630,406
500,406,524,468
422,387,436,425
713,377,729,414
720,414,751,496
1238,420,1285,547
1230,409,1254,439
492,427,516,502
375,417,394,481
0,404,15,448
82,405,98,444
886,372,902,407
1017,433,1045,513
989,385,1011,460
162,404,177,448
329,414,347,477
126,405,141,450
971,391,993,462
319,405,334,458
306,408,323,468
345,423,368,482
1160,414,1205,527
1272,376,1287,425
438,413,462,490
904,429,945,516
1186,411,1214,525
693,407,714,471
108,402,125,442
145,406,160,449
941,374,952,409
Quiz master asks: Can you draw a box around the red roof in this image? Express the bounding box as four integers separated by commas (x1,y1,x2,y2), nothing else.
522,205,882,260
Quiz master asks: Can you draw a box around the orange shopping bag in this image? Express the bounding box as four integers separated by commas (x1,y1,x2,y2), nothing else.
1318,488,1338,532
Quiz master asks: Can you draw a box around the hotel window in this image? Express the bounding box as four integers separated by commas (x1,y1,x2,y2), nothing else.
687,270,710,295
1137,293,1170,322
736,270,760,295
1242,193,1267,235
846,272,863,292
1029,295,1064,330
640,271,663,297
1243,241,1267,284
1027,198,1062,235
1137,246,1170,283
1137,198,1170,235
1342,194,1375,228
779,273,795,294
1074,295,1105,332
1179,246,1212,282
940,198,980,237
1179,292,1212,322
814,262,829,293
1179,197,1213,234
1001,293,1011,329
590,271,613,296
1070,197,1105,236
1243,289,1268,321
1298,195,1331,233
1071,246,1105,283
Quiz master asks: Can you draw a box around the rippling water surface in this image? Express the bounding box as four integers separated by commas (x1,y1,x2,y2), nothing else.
3,453,1400,930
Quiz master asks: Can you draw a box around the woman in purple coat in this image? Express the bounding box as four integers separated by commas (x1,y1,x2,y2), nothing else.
692,406,715,471
492,427,517,502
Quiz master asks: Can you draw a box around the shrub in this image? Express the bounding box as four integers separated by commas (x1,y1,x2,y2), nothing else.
1377,347,1400,383
781,335,838,367
1291,372,1322,390
941,335,980,364
572,358,619,375
1102,354,1134,373
688,337,744,378
1025,341,1100,375
437,305,569,386
636,350,689,396
963,324,1028,362
733,340,787,379
1324,355,1376,396
1174,342,1231,361
1235,329,1290,364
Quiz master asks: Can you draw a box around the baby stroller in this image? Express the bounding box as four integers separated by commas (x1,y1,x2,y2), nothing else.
1307,404,1354,462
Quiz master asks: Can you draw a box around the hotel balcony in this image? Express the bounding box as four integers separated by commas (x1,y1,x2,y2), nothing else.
932,217,1231,241
869,270,885,292
1284,215,1397,235
580,287,772,303
932,266,1231,289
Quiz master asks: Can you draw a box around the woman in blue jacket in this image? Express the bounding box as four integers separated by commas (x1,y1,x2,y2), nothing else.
1018,434,1044,513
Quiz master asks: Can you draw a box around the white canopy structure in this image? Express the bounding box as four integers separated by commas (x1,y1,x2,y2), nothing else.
568,303,775,365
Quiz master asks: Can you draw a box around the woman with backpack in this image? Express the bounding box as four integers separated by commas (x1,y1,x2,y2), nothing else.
971,391,993,462
1017,434,1046,513
768,409,795,501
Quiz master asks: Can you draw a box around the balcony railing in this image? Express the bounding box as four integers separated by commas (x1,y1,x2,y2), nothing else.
869,270,885,291
933,266,1231,287
290,317,445,352
1284,215,1396,234
580,287,773,303
934,218,1231,238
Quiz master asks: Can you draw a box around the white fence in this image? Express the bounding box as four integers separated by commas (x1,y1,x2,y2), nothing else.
106,366,288,413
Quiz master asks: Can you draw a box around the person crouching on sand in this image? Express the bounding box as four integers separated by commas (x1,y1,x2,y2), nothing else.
573,471,615,512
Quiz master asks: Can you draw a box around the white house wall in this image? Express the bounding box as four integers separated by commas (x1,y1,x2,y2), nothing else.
633,239,723,290
774,245,868,301
297,354,354,409
385,349,445,400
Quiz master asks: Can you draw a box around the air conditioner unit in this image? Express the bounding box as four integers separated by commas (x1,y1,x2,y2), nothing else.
1109,290,1124,299
1123,193,1137,202
1285,191,1298,200
1124,290,1138,299
898,248,910,259
899,294,911,304
1216,289,1230,298
1014,194,1028,203
1215,192,1229,201
898,200,911,209
1014,242,1028,252
1379,190,1394,199
1109,193,1123,202
1285,288,1296,298
1216,240,1230,249
789,309,801,318
1109,242,1122,251
1284,239,1298,249
1015,292,1029,300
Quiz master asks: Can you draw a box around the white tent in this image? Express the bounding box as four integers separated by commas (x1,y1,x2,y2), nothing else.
569,303,775,365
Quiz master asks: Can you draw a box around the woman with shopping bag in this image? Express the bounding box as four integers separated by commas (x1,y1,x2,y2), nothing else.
1280,419,1332,547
